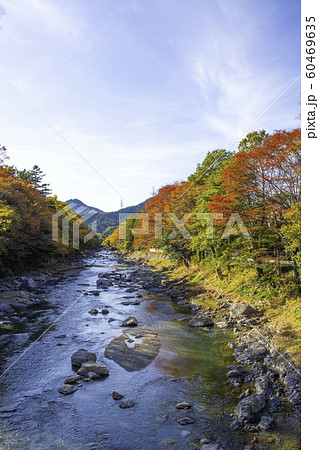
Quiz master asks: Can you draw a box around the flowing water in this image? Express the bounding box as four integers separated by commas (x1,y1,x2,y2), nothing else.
0,251,300,449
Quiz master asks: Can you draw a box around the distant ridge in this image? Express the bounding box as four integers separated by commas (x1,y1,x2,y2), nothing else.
66,198,106,214
66,198,147,236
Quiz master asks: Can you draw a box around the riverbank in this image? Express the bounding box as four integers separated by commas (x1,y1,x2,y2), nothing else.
115,249,301,436
120,250,301,365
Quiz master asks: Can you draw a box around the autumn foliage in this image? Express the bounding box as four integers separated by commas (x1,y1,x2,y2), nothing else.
0,153,99,273
107,129,301,283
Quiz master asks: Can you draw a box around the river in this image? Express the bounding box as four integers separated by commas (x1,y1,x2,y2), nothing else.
0,251,300,449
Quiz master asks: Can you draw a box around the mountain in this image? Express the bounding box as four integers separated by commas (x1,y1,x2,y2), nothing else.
66,198,147,236
66,198,105,215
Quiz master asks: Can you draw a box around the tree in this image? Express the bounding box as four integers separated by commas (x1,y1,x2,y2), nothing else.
188,149,233,186
221,129,301,216
29,165,52,196
207,129,301,274
238,130,268,152
187,149,234,266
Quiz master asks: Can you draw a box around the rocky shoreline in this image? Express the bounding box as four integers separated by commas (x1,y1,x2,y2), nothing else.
114,250,301,439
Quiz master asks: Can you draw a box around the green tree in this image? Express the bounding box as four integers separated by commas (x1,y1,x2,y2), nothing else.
29,165,52,196
188,149,233,186
238,130,268,152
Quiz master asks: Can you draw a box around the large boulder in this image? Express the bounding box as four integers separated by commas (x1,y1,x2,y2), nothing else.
71,348,97,369
234,394,265,425
121,316,138,327
189,314,214,328
226,370,245,386
230,303,256,318
77,362,109,377
235,340,268,364
105,327,161,372
226,365,246,385
97,278,113,288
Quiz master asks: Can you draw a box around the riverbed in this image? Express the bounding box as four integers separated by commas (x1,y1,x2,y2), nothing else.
0,251,300,449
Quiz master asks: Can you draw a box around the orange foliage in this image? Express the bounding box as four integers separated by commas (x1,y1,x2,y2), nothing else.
133,182,204,249
208,129,301,228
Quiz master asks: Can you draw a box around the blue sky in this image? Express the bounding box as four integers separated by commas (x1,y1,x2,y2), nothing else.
0,0,300,211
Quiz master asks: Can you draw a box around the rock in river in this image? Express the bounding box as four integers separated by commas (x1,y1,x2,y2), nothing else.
234,339,267,364
177,417,195,425
96,278,113,288
230,303,256,318
226,366,246,386
175,402,191,410
119,400,135,409
105,327,161,372
58,384,77,395
189,314,214,328
88,308,99,315
77,362,109,377
65,375,82,384
90,290,100,296
233,394,265,426
121,316,138,327
121,300,141,306
112,391,124,400
71,348,97,369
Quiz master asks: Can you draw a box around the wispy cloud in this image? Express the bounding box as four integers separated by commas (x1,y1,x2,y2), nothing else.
3,0,90,49
188,2,299,144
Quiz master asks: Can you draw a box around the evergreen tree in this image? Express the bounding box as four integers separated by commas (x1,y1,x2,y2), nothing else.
29,165,52,196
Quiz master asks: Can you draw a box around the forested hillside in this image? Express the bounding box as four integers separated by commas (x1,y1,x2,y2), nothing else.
105,129,301,307
0,146,99,275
